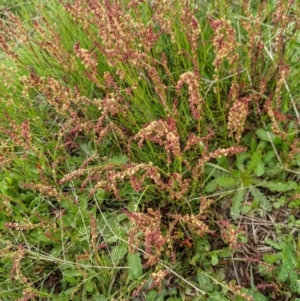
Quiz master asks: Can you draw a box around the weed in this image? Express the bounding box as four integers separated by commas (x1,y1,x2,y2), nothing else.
0,0,300,300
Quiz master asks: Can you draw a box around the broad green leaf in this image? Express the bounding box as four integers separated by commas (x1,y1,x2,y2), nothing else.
95,188,105,202
273,197,286,209
277,266,289,282
247,150,262,174
204,179,218,193
85,280,94,293
207,292,230,301
282,141,290,151
231,170,241,178
261,181,299,192
241,205,252,214
210,252,218,266
190,252,201,265
230,189,245,220
154,289,167,301
253,291,268,301
111,246,127,261
254,161,265,177
256,140,267,151
262,150,275,163
0,181,8,194
63,276,80,285
289,270,298,282
249,187,271,211
109,155,128,164
255,128,280,144
115,213,128,222
80,142,93,154
197,271,212,292
252,199,259,209
146,290,157,301
61,287,78,297
264,165,282,177
263,254,278,264
236,153,251,171
283,243,297,266
289,199,300,209
290,281,300,294
216,156,229,169
216,176,239,188
51,244,62,258
214,268,226,281
167,287,178,296
34,232,53,243
250,186,266,202
127,253,143,280
258,264,272,277
5,177,13,185
63,270,83,277
79,195,88,208
266,238,282,250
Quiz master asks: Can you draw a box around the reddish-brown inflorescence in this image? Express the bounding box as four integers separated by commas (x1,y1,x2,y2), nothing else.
183,131,214,153
0,10,31,62
32,16,75,72
209,17,239,79
88,162,165,200
17,288,38,301
219,219,243,250
22,183,62,202
5,220,56,232
169,212,213,239
89,214,98,252
0,115,33,152
151,0,177,43
176,71,204,121
132,269,171,298
22,73,74,116
10,244,27,284
227,96,251,142
194,146,247,176
63,0,158,68
166,173,191,201
227,282,255,301
146,66,170,114
134,117,181,166
74,42,100,87
264,95,288,140
180,3,201,75
126,208,168,267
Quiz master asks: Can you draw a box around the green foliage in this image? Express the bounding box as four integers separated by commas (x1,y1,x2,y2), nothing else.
127,253,143,281
0,0,300,300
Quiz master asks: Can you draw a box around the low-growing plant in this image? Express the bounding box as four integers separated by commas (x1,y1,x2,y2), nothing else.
0,0,300,300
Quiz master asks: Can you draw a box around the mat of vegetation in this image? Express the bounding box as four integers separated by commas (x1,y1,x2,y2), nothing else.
0,0,300,300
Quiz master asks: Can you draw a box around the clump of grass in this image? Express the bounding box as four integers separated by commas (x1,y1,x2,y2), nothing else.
0,0,300,300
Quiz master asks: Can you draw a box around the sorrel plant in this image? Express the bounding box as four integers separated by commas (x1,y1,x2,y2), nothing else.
0,0,300,300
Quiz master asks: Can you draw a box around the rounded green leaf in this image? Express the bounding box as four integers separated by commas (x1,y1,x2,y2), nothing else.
254,161,265,177
127,253,143,280
216,176,238,188
263,254,278,264
211,252,219,266
277,266,289,282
